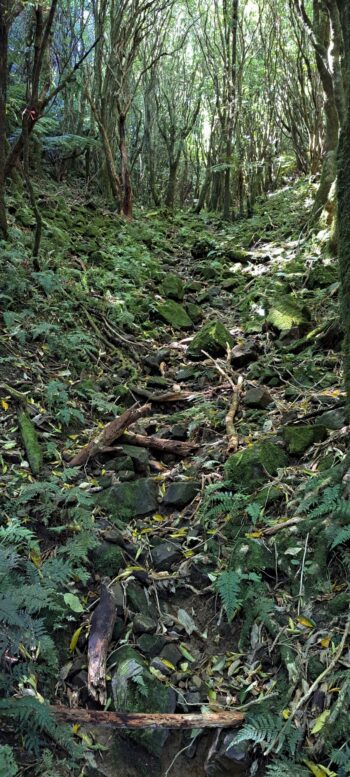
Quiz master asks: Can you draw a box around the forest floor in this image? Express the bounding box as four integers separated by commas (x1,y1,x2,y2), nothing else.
1,177,349,777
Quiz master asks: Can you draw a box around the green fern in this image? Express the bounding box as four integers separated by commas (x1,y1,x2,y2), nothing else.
265,758,309,777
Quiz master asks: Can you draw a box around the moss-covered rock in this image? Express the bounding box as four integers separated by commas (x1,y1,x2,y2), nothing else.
111,647,176,756
267,295,310,332
160,274,184,301
91,543,124,576
225,442,288,491
97,479,159,520
157,300,193,329
188,320,233,359
18,410,43,476
282,425,327,454
186,302,203,323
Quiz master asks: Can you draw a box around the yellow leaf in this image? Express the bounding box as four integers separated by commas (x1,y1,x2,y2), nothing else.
161,659,176,670
30,550,42,569
1,399,9,411
296,616,315,629
72,723,80,734
304,760,337,777
311,710,331,734
70,626,83,652
282,708,291,720
152,514,166,522
245,531,263,539
320,636,331,648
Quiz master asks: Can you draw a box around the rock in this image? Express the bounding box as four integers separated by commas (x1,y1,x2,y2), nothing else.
175,366,196,381
244,386,272,409
150,657,172,676
90,543,124,576
230,343,258,368
18,411,43,476
318,408,346,430
110,581,124,615
119,470,135,481
188,320,233,360
120,445,150,475
127,581,152,614
167,424,188,440
137,634,168,657
191,237,217,259
225,442,288,491
151,541,182,571
105,455,134,473
205,733,250,777
267,295,310,332
157,300,193,329
282,424,327,454
133,613,157,635
163,481,200,508
186,302,203,323
111,646,176,757
98,479,159,520
160,273,184,301
113,617,125,642
160,643,182,667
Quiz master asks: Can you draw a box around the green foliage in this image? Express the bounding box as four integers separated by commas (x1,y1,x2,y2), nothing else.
230,713,302,756
265,759,309,777
215,570,261,622
0,745,18,777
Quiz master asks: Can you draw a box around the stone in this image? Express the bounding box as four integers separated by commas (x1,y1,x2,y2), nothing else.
111,646,176,757
167,424,188,440
90,543,124,576
230,343,258,368
133,613,157,635
120,445,150,474
175,366,196,381
205,733,250,777
127,581,151,614
97,479,159,520
110,581,124,615
157,300,193,329
113,617,125,642
318,408,346,430
160,643,182,667
163,481,200,508
225,441,288,491
137,634,168,657
186,302,203,323
267,295,310,332
151,541,182,571
188,320,233,360
282,424,327,454
105,455,134,473
150,657,172,676
160,274,184,301
191,237,217,259
244,386,272,409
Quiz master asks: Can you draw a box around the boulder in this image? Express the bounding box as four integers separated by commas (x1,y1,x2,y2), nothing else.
160,274,184,301
318,408,346,430
160,643,183,667
120,445,150,475
98,479,159,520
137,633,168,657
157,300,193,329
225,441,288,491
163,481,200,508
127,581,151,614
111,646,176,757
188,321,233,360
133,613,157,635
151,541,182,571
282,424,327,454
186,302,203,324
205,733,250,777
244,387,272,409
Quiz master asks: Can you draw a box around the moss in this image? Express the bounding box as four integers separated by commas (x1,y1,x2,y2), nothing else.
188,320,233,359
160,273,184,301
267,295,309,331
18,410,43,476
328,592,350,615
282,425,327,454
224,442,288,492
156,300,193,329
90,543,124,575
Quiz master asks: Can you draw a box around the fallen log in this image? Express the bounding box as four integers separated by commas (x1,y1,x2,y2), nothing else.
52,707,244,730
68,403,151,467
117,431,197,456
87,584,116,706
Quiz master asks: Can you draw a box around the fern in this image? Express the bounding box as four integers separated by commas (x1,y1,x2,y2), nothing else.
265,758,309,777
215,570,261,622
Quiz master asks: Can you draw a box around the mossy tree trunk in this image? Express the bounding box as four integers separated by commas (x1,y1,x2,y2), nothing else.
337,0,350,417
0,0,8,239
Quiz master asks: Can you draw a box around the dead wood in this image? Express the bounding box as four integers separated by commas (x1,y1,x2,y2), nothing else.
226,375,244,452
52,706,245,729
87,584,116,705
117,431,198,456
68,403,151,467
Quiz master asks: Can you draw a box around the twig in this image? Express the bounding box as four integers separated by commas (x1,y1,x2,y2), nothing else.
225,375,244,452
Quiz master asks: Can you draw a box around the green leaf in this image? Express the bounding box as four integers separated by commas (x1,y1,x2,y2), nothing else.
63,593,84,613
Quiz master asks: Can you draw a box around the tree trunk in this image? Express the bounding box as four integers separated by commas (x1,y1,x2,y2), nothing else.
119,113,133,219
165,157,179,209
337,0,350,417
0,4,8,239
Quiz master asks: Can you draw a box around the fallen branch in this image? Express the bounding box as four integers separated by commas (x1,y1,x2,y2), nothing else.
226,375,244,452
129,385,196,403
118,431,198,456
68,403,151,467
87,584,116,706
52,707,244,730
261,517,305,536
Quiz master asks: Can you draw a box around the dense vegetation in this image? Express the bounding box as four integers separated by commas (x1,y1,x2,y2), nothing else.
1,1,350,776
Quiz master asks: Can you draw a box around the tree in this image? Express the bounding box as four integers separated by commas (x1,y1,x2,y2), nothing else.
337,0,350,415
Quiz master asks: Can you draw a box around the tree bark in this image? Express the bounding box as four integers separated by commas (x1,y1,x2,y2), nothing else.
119,112,133,219
52,706,245,730
337,0,350,417
0,2,8,239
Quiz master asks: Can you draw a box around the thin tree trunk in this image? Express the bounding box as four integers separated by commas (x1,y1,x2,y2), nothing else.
337,0,350,417
0,4,8,239
119,113,133,219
